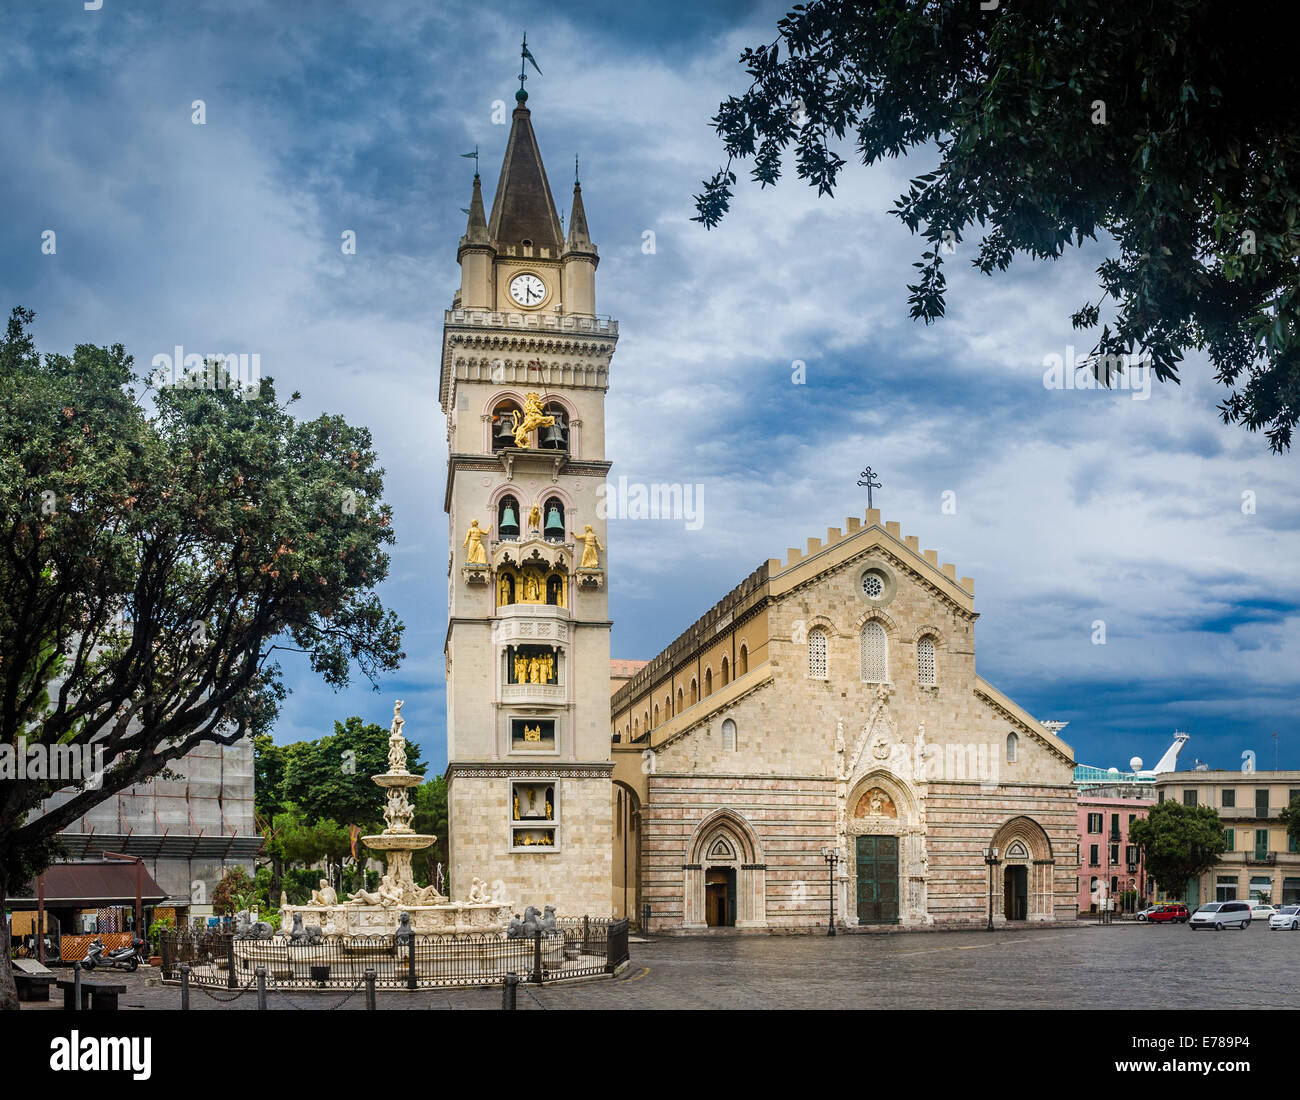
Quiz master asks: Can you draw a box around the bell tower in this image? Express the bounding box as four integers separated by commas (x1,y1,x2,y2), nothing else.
439,74,617,918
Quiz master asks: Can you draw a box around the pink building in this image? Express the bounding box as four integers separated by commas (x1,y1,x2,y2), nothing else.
1076,791,1154,914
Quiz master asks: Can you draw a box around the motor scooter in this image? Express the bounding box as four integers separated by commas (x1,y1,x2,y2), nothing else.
82,936,143,972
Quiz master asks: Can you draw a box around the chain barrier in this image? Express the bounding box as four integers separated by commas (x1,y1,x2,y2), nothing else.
265,972,368,1011
523,984,548,1010
193,975,258,1003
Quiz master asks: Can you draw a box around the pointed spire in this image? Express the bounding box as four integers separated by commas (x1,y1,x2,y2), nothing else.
464,174,489,243
487,100,564,255
565,179,594,253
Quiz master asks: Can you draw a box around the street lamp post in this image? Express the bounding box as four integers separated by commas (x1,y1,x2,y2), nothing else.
983,847,1000,931
821,846,840,936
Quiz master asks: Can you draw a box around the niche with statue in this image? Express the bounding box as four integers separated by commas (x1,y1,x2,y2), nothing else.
507,644,560,685
511,781,558,849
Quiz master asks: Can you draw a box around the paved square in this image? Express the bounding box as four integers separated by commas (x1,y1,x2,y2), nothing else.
31,921,1298,1010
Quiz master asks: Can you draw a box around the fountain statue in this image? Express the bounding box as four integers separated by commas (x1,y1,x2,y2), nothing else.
278,701,513,937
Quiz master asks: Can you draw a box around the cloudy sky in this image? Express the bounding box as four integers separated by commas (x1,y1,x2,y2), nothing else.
4,0,1296,774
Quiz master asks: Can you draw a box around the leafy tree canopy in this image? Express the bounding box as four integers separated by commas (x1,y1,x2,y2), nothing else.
695,0,1300,449
0,307,405,1009
1279,794,1300,844
1129,799,1227,897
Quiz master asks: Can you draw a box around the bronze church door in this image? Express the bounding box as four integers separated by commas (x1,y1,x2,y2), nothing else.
855,835,899,923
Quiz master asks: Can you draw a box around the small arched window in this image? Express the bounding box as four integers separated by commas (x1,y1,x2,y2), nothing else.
690,678,698,705
542,496,565,541
1006,732,1018,763
721,656,730,686
722,718,737,752
539,402,569,451
860,621,888,683
677,687,684,714
653,703,660,727
704,668,713,696
917,635,937,687
498,495,521,539
808,628,828,679
491,401,522,450
738,644,748,675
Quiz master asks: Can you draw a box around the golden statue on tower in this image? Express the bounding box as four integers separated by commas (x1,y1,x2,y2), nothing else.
510,392,555,449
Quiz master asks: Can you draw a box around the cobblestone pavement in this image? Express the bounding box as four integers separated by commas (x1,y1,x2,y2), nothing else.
27,921,1299,1010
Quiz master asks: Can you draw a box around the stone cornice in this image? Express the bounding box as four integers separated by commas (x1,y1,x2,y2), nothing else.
445,761,614,782
443,453,612,512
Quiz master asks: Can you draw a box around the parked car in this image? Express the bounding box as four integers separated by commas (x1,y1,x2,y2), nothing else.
1268,904,1300,931
1147,903,1189,923
1189,901,1251,930
1246,901,1276,919
1135,904,1160,922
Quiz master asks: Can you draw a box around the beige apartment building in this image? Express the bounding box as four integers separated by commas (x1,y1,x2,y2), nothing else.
1155,771,1300,906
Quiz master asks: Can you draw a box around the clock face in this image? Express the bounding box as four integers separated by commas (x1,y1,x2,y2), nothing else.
509,273,546,307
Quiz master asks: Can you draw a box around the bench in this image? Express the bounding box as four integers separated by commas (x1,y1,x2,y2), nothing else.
56,977,128,1011
12,958,57,1003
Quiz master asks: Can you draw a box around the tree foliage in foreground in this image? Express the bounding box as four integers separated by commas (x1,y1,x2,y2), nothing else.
0,307,404,1008
695,0,1300,449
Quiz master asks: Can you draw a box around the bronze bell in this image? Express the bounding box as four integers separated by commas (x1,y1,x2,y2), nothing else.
541,413,567,449
544,505,565,539
493,415,516,447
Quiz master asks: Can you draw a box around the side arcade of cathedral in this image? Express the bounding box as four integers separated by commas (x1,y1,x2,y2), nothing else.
609,517,1080,932
438,74,1077,931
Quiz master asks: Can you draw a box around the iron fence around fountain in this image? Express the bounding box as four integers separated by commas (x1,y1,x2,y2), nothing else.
159,918,629,991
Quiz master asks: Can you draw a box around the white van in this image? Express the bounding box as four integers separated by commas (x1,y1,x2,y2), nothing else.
1189,900,1252,930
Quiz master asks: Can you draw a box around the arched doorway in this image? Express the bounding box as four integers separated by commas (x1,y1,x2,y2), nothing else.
611,782,641,924
845,771,927,925
990,818,1056,923
683,809,767,930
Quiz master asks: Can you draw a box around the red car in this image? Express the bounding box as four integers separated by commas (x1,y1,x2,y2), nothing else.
1148,903,1189,923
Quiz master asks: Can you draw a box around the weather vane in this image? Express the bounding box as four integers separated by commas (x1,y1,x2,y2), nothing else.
858,466,882,510
518,32,542,95
460,145,479,177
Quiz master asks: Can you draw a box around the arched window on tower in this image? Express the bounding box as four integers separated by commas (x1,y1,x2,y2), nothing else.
722,718,737,752
540,402,569,451
498,495,520,540
704,668,713,696
690,678,698,705
808,628,828,679
491,400,522,451
653,703,660,728
1006,732,1019,763
860,621,888,683
677,687,684,714
546,573,564,606
721,656,730,687
738,644,748,676
917,635,937,687
543,496,565,541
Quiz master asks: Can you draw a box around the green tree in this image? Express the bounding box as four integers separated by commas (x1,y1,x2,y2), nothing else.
0,308,404,1010
695,1,1300,450
281,716,424,828
1279,794,1300,846
1130,800,1227,901
411,776,449,887
212,866,255,917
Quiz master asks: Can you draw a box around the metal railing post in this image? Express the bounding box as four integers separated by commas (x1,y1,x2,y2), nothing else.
180,964,190,1011
256,966,267,1010
532,929,543,985
226,936,236,989
72,960,82,1012
407,937,417,990
364,968,377,1011
502,971,518,1010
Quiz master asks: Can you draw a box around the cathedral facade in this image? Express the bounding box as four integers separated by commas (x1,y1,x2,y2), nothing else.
438,77,1077,930
610,518,1080,932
